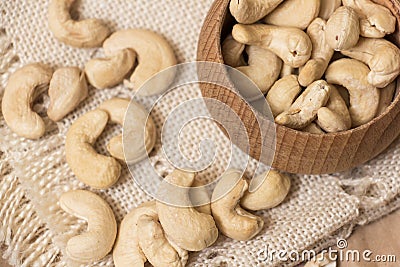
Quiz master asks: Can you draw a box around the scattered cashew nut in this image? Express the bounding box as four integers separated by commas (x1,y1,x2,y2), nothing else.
48,0,110,47
325,58,379,127
48,67,88,122
222,34,246,67
241,170,291,211
275,80,331,130
85,49,137,89
2,63,53,139
211,169,264,241
264,0,320,30
229,0,284,24
103,29,177,95
319,0,342,20
59,190,117,263
377,81,396,116
299,18,334,87
341,37,400,88
65,109,121,189
232,24,312,68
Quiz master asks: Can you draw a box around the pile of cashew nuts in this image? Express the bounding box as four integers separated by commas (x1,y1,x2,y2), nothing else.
224,0,400,133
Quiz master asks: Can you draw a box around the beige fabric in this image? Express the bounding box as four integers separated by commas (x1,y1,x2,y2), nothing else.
0,0,397,266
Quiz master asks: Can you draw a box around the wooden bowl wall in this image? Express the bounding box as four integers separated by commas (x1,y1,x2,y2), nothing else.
197,0,400,174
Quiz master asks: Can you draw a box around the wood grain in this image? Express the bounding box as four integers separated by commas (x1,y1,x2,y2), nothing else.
197,0,400,174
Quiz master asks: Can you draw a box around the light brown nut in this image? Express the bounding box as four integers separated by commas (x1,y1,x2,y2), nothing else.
303,123,325,134
275,80,331,130
377,81,396,116
336,85,350,107
211,169,264,241
319,0,342,20
59,190,117,263
325,6,360,51
264,0,320,30
343,0,396,38
236,45,282,94
341,37,400,88
113,201,158,267
232,24,312,68
137,215,188,267
266,75,302,117
325,58,379,127
298,18,334,87
85,49,136,89
48,0,110,48
191,179,212,215
241,170,291,211
65,109,121,189
229,0,284,24
2,63,53,139
48,67,88,122
103,29,177,95
280,63,296,78
316,85,352,133
156,169,218,251
222,34,246,67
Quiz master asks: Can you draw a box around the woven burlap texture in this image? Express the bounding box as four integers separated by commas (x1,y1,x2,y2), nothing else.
0,0,398,266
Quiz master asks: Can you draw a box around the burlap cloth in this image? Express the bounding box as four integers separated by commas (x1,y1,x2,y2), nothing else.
0,1,399,266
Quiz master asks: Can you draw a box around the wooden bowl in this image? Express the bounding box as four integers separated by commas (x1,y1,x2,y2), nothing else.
197,0,400,174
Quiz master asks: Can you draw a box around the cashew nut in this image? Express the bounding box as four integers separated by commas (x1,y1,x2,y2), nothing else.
241,170,290,211
229,0,284,24
377,81,396,116
343,0,396,38
222,34,246,67
232,24,312,68
48,0,110,48
236,45,282,94
325,6,360,51
264,0,320,30
266,75,302,117
303,123,325,134
316,85,352,132
156,169,218,251
47,67,88,122
59,190,117,263
137,215,188,267
85,49,136,89
102,29,177,95
319,0,342,20
191,179,212,215
298,18,334,87
275,80,331,130
211,169,264,241
2,63,53,139
341,37,400,88
336,85,350,107
280,63,296,78
325,58,379,127
65,109,121,189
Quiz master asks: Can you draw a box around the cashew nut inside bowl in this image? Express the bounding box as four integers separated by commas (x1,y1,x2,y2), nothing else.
229,0,284,24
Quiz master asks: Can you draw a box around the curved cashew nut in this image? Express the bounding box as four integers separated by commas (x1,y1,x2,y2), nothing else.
2,63,53,139
59,190,117,263
241,170,291,211
325,6,360,51
303,123,325,134
319,0,342,20
48,67,88,122
236,45,282,94
211,169,264,241
65,109,121,189
266,75,302,117
137,215,188,267
343,0,396,38
264,0,320,30
48,0,110,47
299,18,334,87
325,58,379,127
229,0,284,24
341,37,400,88
275,80,331,130
232,24,312,68
103,29,177,95
222,34,246,67
316,85,352,133
377,81,396,116
85,49,136,89
156,169,218,251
